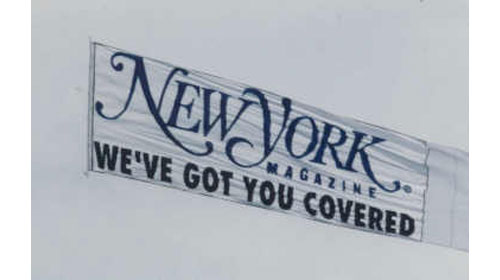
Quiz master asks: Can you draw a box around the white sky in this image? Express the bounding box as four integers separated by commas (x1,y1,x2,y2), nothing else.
32,0,468,279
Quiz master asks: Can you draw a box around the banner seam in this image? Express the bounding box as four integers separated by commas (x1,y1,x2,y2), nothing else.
420,142,431,242
87,41,96,172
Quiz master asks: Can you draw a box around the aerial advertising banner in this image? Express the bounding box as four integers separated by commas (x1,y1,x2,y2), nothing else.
87,42,468,251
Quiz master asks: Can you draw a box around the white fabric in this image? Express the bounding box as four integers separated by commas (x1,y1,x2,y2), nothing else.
423,143,468,251
89,42,468,251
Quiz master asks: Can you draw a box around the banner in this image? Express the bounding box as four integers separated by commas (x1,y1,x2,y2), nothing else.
87,42,468,251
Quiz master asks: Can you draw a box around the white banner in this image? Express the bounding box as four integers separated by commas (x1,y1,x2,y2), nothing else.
88,42,468,251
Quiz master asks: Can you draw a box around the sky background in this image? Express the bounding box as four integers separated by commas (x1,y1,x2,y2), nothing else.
32,0,468,279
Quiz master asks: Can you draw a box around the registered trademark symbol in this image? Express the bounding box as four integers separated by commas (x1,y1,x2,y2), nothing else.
393,180,412,194
403,185,412,193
